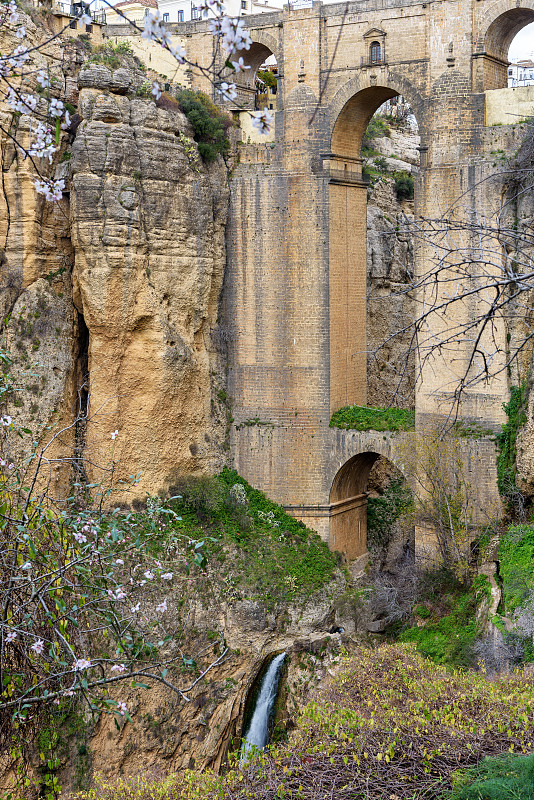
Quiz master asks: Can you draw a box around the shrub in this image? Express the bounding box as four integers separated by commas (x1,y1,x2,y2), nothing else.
362,114,391,146
330,405,415,432
176,89,230,162
367,478,413,558
394,171,414,200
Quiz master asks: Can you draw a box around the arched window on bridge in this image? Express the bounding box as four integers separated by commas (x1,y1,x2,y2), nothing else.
370,41,381,64
479,12,534,91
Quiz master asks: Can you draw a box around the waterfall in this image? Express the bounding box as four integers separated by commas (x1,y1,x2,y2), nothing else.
241,652,286,760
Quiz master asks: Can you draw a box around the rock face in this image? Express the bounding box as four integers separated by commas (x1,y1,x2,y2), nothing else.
70,67,229,500
366,178,416,409
0,54,229,501
57,575,351,794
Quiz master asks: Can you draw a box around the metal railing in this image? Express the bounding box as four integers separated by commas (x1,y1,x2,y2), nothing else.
32,0,106,24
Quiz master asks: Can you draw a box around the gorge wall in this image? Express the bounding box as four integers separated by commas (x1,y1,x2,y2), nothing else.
0,27,229,502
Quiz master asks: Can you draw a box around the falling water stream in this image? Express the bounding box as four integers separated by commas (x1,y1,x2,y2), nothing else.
240,652,287,760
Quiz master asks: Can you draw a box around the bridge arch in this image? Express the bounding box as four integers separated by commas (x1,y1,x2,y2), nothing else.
474,0,534,89
329,451,409,561
326,81,423,415
230,31,280,109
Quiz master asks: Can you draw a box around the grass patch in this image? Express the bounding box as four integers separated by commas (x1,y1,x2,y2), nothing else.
449,752,534,799
398,572,490,669
139,468,341,608
330,405,415,432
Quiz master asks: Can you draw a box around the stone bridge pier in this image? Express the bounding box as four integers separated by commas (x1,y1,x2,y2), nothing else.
107,0,534,557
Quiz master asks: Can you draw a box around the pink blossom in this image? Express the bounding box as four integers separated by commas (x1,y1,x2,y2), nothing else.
111,663,127,673
117,701,128,715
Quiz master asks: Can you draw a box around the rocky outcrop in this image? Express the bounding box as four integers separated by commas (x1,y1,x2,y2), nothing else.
366,178,416,409
70,66,229,501
57,575,351,794
0,53,229,501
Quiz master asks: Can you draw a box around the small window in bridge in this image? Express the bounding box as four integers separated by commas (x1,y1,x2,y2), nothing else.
370,41,381,63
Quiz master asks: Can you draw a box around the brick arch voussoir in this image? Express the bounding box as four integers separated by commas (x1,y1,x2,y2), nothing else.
474,0,534,52
243,29,280,64
327,71,428,146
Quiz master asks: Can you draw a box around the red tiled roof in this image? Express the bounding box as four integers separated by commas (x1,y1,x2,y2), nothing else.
113,0,157,8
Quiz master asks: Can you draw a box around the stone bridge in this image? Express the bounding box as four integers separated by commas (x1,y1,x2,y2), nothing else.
107,0,534,557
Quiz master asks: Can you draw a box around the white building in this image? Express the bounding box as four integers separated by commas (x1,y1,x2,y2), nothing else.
508,60,534,87
156,0,282,24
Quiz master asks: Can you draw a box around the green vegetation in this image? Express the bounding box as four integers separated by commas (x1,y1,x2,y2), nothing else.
155,468,340,607
498,524,534,614
496,383,527,503
362,114,391,149
394,170,414,200
330,404,415,432
449,752,534,799
176,89,231,162
88,40,140,70
399,571,490,669
71,644,534,800
453,419,494,439
367,478,413,558
257,69,277,89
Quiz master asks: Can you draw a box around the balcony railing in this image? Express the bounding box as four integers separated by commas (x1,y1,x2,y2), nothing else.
32,0,106,24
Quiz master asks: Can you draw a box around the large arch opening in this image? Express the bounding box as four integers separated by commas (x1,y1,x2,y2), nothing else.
223,40,278,141
477,8,534,90
330,453,413,568
328,86,420,415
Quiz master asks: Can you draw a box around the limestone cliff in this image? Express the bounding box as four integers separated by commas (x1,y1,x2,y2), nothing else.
0,47,229,501
366,169,416,410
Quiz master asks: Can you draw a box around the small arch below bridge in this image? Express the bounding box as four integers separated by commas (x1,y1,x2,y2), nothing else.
329,451,413,566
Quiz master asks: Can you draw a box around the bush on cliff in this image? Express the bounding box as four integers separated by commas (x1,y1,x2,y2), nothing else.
176,89,231,162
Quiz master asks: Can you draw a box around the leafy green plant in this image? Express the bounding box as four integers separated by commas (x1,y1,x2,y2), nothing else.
176,89,230,162
394,171,414,200
362,114,391,147
496,383,527,505
449,752,534,799
330,405,415,432
367,478,413,558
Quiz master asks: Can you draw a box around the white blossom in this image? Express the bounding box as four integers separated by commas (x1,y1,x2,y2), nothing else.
144,570,154,580
111,663,127,673
131,603,141,613
37,70,51,89
73,658,91,671
78,11,92,26
160,572,173,580
31,639,45,655
21,561,32,570
217,81,237,102
29,122,56,163
6,630,17,643
73,530,87,544
1,414,12,426
48,97,64,118
251,108,273,135
151,81,162,101
155,599,167,613
117,700,128,715
34,178,65,203
15,25,25,39
6,88,37,115
111,430,119,440
231,56,250,72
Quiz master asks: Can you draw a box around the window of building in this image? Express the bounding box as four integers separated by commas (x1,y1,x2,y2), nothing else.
241,0,247,7
177,9,184,20
508,68,513,75
163,12,169,21
191,6,199,18
370,41,381,63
